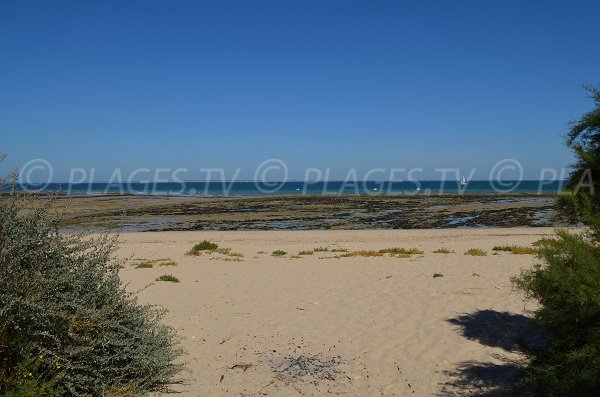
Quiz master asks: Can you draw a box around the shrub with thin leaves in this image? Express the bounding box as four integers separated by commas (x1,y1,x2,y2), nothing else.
512,229,600,396
0,171,183,396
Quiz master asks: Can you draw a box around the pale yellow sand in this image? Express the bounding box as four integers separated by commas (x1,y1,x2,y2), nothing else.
115,227,576,396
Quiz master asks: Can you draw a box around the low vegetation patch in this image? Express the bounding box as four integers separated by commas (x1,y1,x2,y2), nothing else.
156,274,180,283
433,248,454,254
187,240,219,255
187,241,243,257
464,248,487,256
132,258,177,268
209,257,243,262
433,273,444,278
492,245,538,255
340,250,383,257
298,250,314,255
379,247,424,255
272,250,287,256
313,246,330,252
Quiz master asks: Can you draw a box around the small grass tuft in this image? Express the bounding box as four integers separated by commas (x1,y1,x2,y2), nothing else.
133,258,177,268
134,260,154,269
187,241,244,257
298,250,314,255
465,248,487,256
193,240,219,251
272,250,287,256
433,273,444,278
156,274,180,283
379,247,424,255
313,246,330,252
433,248,454,254
340,250,384,257
492,245,538,255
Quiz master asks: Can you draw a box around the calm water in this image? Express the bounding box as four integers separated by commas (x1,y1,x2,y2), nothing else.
14,180,567,196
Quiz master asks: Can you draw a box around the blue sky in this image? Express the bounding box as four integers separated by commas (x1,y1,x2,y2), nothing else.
1,0,599,181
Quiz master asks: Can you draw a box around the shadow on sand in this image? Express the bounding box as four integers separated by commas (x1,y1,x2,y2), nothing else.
438,310,547,396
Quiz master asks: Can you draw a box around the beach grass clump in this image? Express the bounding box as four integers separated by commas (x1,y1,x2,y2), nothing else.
0,170,183,396
433,272,444,278
209,256,244,262
155,274,180,283
509,246,538,255
133,258,177,268
464,248,487,256
340,250,384,257
187,241,243,257
133,259,155,268
192,240,219,251
298,250,314,256
433,248,454,254
271,250,287,256
492,245,514,252
313,246,330,252
492,245,538,255
379,247,424,255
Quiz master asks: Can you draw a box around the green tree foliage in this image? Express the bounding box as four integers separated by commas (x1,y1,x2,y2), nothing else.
513,85,600,396
561,84,600,220
0,169,183,396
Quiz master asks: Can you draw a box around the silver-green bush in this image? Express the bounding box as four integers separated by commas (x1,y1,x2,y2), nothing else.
0,172,183,396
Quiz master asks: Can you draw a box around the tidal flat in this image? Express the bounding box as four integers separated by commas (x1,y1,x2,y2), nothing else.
39,193,574,232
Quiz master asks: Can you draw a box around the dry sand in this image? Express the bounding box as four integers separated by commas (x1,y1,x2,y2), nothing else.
116,227,573,396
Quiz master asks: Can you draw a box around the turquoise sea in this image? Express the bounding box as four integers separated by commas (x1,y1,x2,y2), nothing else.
14,180,567,196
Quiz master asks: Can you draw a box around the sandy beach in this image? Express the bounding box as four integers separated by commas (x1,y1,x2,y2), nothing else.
115,227,569,396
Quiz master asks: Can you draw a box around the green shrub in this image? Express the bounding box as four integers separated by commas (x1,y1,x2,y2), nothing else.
0,173,183,396
432,273,444,278
271,250,287,256
512,229,600,396
433,248,453,254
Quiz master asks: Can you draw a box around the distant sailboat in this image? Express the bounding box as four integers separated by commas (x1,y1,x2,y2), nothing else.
460,176,467,186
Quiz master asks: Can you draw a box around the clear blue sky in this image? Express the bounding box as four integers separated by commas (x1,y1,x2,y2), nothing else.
1,0,599,181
